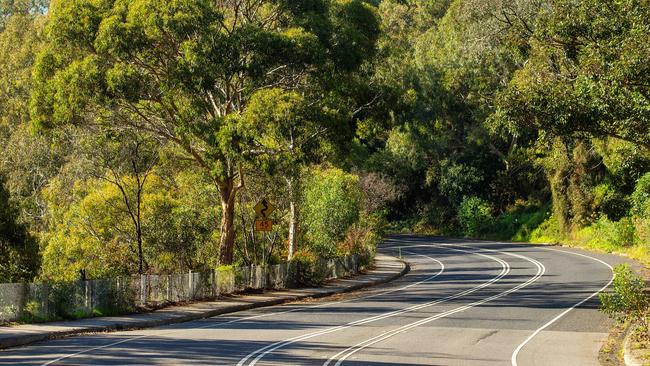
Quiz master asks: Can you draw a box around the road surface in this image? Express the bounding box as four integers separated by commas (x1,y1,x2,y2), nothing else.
0,236,631,365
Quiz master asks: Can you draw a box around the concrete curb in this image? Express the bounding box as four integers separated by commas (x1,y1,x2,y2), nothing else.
623,324,646,366
0,256,409,350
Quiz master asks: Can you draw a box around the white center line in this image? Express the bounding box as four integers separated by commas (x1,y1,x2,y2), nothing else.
239,244,510,366
323,243,546,366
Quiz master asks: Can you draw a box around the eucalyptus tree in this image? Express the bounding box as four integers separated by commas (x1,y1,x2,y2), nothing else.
494,0,650,149
31,0,379,264
240,89,345,260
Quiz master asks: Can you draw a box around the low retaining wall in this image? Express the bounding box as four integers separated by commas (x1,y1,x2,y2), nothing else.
0,254,364,323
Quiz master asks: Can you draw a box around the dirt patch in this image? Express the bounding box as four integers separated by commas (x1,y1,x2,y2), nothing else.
599,321,628,366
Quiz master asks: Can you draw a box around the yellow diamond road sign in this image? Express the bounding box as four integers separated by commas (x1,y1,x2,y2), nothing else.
254,198,275,219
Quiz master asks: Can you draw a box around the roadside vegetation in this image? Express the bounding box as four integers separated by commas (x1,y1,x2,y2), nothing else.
599,264,650,364
0,0,648,290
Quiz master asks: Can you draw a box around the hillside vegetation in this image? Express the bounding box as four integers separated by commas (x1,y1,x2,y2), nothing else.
0,0,648,282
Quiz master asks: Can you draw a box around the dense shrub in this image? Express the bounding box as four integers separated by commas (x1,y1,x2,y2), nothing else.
438,162,484,205
631,173,650,245
302,168,363,257
588,216,638,248
631,173,650,217
600,264,649,338
40,173,219,281
592,183,630,221
289,250,329,286
484,203,549,241
339,213,384,259
457,196,493,237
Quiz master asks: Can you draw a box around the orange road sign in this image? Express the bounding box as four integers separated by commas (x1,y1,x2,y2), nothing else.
255,220,273,232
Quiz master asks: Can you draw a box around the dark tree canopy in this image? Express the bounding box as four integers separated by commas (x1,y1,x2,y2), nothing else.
494,0,650,149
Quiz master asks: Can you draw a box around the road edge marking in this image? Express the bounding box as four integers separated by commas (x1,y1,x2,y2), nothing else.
510,247,614,366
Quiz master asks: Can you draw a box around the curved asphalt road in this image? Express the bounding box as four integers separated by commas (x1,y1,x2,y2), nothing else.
0,236,634,366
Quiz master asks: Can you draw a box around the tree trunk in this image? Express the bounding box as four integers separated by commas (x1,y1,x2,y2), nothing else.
286,177,299,261
287,200,297,260
137,227,143,274
218,180,237,265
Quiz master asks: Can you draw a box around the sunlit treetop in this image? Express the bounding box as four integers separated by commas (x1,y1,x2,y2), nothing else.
31,0,379,180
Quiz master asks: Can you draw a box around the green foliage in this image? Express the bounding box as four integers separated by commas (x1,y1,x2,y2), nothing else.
457,196,493,237
494,0,650,149
542,140,603,232
631,173,650,218
587,216,638,248
289,252,329,286
483,203,550,242
631,173,650,245
302,167,363,257
592,183,630,222
29,0,380,265
19,300,45,323
0,177,39,282
40,173,219,281
437,162,484,205
31,0,380,175
596,139,650,193
600,264,649,337
3,0,650,283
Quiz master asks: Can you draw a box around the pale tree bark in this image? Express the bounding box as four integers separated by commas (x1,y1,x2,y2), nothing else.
287,199,297,260
285,176,298,261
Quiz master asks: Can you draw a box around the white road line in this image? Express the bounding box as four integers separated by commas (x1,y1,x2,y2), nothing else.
324,244,546,366
40,250,435,366
510,247,614,366
238,245,510,366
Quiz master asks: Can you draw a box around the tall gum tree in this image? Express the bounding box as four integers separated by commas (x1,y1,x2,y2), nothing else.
30,0,379,264
240,88,347,260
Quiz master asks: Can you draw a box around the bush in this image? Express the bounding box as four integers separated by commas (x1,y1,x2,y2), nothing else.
457,196,493,237
593,183,630,221
339,213,383,259
485,202,549,241
631,173,650,218
289,249,328,286
302,168,363,257
437,162,484,205
599,264,649,338
529,214,563,244
631,173,650,245
592,216,638,248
